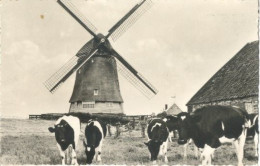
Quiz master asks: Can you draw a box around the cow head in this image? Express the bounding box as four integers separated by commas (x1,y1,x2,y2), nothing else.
83,140,95,164
177,112,200,145
164,115,180,131
48,120,74,150
144,139,163,161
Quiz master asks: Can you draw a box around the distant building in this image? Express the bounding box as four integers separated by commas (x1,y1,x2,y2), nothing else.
165,103,183,115
157,103,183,117
187,41,259,113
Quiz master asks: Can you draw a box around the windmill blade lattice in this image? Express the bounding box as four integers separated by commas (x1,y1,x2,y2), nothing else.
58,0,97,36
115,58,157,99
44,41,98,93
108,0,153,42
44,56,79,93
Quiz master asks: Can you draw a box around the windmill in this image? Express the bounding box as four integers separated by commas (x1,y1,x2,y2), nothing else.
44,0,158,114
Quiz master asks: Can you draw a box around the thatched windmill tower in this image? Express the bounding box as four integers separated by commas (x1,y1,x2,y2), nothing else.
44,0,157,114
69,52,123,114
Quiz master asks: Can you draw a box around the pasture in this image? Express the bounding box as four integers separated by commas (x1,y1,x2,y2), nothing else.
0,118,258,165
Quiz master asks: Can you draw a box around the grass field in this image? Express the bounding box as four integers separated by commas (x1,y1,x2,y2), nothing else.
0,118,258,165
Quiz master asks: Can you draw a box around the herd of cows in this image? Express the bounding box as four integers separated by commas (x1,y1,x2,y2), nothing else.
48,105,258,165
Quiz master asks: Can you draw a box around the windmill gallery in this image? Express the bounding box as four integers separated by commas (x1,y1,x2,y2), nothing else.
10,0,257,165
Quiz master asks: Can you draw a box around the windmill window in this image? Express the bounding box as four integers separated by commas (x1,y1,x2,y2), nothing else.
94,89,99,96
82,102,95,109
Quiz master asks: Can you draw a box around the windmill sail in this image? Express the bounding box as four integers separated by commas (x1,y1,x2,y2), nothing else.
45,0,158,99
44,40,98,93
107,0,153,41
111,50,158,99
58,0,97,37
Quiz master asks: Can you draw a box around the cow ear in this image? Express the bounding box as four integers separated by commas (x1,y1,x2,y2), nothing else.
144,142,149,146
48,127,55,133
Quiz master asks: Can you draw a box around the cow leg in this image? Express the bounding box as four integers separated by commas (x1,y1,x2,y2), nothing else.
234,128,247,166
201,144,215,166
56,143,65,165
211,152,214,159
96,140,103,162
168,131,173,142
233,140,239,157
194,146,199,159
183,143,188,160
71,149,78,165
158,141,168,163
254,132,258,157
163,141,168,163
71,148,78,165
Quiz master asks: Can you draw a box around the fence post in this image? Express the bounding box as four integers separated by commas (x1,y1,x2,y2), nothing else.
107,124,112,137
114,122,121,138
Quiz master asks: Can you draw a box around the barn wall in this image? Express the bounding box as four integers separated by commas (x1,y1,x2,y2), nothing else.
187,96,258,113
69,101,124,114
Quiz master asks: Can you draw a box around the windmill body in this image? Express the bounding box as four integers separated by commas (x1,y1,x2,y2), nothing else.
44,0,157,115
69,50,124,114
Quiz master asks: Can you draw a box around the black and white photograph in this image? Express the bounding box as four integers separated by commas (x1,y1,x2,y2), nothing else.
1,0,259,165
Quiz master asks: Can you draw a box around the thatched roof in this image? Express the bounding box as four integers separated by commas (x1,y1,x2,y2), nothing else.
70,53,123,103
166,103,183,115
187,41,259,105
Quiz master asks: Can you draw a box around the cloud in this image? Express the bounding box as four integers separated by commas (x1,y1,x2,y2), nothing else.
5,40,49,72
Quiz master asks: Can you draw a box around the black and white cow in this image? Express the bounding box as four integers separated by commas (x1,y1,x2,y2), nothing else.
176,105,249,166
83,119,107,164
247,113,259,156
144,118,169,164
48,115,80,165
164,114,199,159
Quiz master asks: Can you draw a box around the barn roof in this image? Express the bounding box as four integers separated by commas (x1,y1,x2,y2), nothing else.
166,103,183,115
187,41,259,105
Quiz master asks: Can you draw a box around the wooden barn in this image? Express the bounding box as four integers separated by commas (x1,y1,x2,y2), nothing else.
186,41,259,113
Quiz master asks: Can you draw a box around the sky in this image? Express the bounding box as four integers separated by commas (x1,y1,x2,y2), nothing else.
1,0,258,118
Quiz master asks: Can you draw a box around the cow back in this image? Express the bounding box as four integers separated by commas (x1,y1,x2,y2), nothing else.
192,106,249,139
85,120,104,148
147,119,169,142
